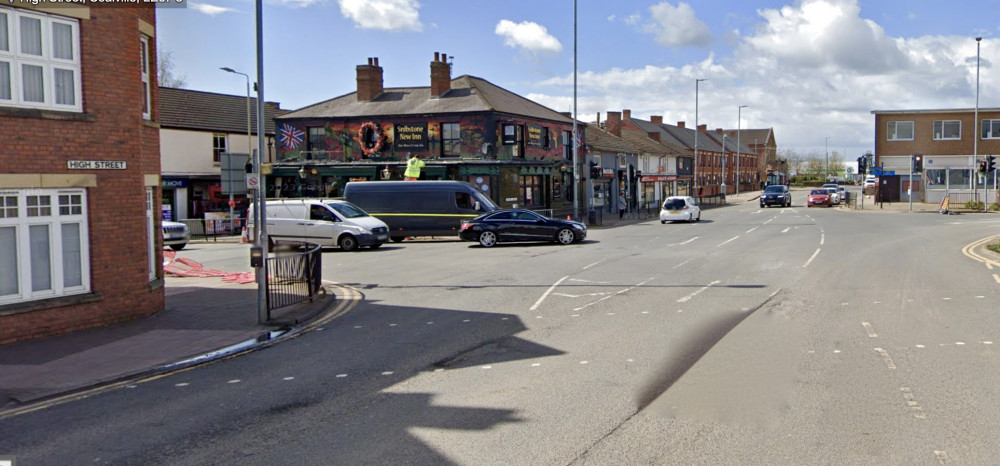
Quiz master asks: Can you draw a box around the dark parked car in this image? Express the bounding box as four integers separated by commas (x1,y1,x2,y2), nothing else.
760,185,791,207
459,209,587,247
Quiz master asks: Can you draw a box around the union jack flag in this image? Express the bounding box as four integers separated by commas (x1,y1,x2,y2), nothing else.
279,124,304,150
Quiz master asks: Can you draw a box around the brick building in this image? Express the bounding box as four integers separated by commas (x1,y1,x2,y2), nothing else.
271,53,579,214
0,5,162,343
872,108,1000,204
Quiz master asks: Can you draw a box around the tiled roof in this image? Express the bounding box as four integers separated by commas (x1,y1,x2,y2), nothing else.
727,128,773,146
583,123,634,153
159,87,283,135
279,75,573,124
621,123,691,156
629,119,723,153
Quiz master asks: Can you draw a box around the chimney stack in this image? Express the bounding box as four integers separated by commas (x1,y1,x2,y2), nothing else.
677,121,685,128
356,57,384,102
715,128,723,135
651,115,663,125
622,109,631,120
606,111,622,137
431,52,452,97
697,124,707,133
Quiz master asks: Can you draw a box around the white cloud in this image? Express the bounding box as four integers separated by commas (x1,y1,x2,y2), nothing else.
337,0,422,32
527,0,996,157
644,2,711,48
189,2,236,16
495,20,563,55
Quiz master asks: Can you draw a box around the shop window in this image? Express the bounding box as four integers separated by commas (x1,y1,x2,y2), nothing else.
520,175,544,208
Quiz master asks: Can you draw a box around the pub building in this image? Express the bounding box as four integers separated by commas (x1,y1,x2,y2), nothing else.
269,53,581,214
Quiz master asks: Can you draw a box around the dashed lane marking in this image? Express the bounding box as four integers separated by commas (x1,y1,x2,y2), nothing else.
672,258,694,269
862,322,878,338
901,387,926,419
717,236,740,247
677,280,720,303
680,236,698,245
746,227,758,234
803,248,821,268
875,347,897,370
781,227,790,233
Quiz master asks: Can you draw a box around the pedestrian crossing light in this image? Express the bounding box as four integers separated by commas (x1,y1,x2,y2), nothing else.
989,155,997,173
980,161,988,174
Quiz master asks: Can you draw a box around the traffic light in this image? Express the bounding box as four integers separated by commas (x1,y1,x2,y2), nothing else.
589,161,600,179
857,156,866,175
989,155,997,173
912,154,922,172
980,161,988,174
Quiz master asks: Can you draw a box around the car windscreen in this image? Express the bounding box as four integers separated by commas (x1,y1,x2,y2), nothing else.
662,199,686,209
326,201,369,219
810,190,828,195
473,191,498,211
763,186,785,193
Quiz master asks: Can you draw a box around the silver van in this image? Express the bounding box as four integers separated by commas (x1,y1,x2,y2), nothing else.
247,199,389,251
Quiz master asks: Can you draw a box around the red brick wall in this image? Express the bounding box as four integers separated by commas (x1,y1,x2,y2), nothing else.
0,7,163,344
874,110,1000,159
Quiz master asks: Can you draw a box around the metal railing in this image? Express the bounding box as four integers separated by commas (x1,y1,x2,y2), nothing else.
266,242,322,313
181,218,247,242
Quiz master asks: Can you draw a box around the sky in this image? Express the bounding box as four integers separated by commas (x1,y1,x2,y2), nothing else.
157,0,999,160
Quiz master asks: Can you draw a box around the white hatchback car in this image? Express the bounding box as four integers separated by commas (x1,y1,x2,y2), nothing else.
659,196,701,223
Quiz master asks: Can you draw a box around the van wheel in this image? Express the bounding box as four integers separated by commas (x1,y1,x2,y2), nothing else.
339,234,359,251
478,231,497,248
390,236,405,243
556,228,575,245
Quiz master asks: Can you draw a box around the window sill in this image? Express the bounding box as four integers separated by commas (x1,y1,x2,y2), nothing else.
0,106,96,122
0,291,104,317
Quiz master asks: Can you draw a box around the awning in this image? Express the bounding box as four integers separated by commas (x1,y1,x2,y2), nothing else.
518,165,553,175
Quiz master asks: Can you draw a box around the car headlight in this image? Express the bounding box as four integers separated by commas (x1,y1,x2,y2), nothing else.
571,223,586,231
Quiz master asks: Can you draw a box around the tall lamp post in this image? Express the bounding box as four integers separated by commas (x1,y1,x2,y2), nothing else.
220,67,253,238
721,134,727,195
825,136,829,181
694,78,706,197
572,0,579,221
737,104,747,196
974,37,983,210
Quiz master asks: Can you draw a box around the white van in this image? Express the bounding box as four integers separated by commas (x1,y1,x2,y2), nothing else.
247,199,389,251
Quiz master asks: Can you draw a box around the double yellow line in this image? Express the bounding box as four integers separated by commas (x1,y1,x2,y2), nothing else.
962,236,1000,283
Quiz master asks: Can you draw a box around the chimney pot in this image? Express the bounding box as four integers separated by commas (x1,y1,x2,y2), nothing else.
373,57,379,66
434,52,439,61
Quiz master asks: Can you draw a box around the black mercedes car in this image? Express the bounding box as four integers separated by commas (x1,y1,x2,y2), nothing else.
759,184,792,207
459,209,587,247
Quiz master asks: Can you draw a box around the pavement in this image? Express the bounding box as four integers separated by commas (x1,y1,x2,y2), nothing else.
0,188,994,418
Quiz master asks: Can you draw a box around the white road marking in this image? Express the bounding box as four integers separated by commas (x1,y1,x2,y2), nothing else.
672,258,694,269
482,366,492,370
530,275,570,311
763,218,774,225
875,348,897,370
820,233,825,245
583,259,608,270
175,383,189,387
916,345,926,348
336,374,348,378
580,361,589,365
934,450,948,464
956,342,966,346
994,274,1000,284
943,297,952,301
985,341,994,345
569,278,609,284
381,371,394,376
677,280,721,303
228,379,241,384
901,387,926,419
531,363,541,367
746,227,758,234
717,236,740,247
552,292,612,298
680,236,699,245
283,377,295,381
862,322,878,338
803,248,821,268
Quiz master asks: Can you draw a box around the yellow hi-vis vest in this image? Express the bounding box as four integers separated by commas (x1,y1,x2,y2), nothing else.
404,157,424,178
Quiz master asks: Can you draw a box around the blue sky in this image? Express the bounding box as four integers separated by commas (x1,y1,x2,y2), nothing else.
157,0,999,159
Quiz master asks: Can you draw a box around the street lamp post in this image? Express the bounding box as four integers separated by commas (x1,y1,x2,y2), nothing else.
694,78,706,198
220,67,253,239
825,136,829,182
721,134,727,195
572,0,579,221
975,37,984,210
737,105,747,196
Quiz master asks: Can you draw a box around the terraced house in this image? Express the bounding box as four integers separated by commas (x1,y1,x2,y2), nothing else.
0,5,162,343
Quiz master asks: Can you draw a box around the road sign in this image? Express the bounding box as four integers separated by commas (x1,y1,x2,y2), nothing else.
246,173,260,190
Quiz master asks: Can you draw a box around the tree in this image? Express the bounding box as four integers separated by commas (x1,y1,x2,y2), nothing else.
158,48,187,88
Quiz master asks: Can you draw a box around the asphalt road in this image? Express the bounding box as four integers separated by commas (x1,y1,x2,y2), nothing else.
4,192,1000,465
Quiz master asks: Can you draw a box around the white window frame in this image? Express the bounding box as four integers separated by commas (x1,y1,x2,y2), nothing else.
887,121,914,141
0,188,90,305
0,6,81,112
932,120,961,140
983,119,1000,140
140,35,150,120
213,133,227,164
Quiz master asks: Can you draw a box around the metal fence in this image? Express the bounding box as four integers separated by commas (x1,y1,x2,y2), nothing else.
266,242,323,313
181,218,247,242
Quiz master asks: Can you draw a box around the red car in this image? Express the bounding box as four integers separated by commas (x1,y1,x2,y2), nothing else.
807,189,832,207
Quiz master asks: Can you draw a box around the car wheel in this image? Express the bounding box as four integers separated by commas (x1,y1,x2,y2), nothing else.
169,244,186,251
339,234,359,251
390,236,405,243
661,220,667,224
556,228,575,245
695,213,701,222
478,231,497,248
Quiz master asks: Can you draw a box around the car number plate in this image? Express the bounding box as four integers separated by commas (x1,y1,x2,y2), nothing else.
668,210,679,215
377,234,388,240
